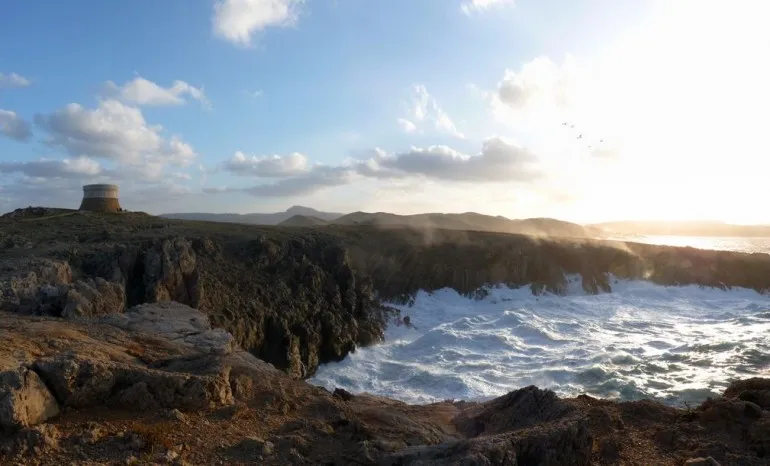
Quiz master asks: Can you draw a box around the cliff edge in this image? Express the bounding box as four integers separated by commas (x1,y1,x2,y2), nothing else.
2,210,770,380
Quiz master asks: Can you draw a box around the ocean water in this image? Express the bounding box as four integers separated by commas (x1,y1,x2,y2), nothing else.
311,280,770,406
618,235,770,254
310,237,770,406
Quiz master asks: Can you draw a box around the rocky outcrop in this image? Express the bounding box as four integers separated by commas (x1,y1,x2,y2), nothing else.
101,301,236,355
0,367,59,434
4,211,770,382
1,307,769,465
383,387,592,465
33,353,233,411
0,259,124,318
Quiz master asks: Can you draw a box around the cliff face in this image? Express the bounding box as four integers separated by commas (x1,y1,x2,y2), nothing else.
339,227,770,301
1,223,389,379
2,211,770,380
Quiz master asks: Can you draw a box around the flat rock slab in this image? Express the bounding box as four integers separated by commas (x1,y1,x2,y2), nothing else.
100,302,236,355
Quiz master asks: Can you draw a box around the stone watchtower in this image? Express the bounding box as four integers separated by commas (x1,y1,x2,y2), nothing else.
79,184,122,212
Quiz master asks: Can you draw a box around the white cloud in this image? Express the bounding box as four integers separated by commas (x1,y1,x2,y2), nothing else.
224,151,310,177
213,0,303,46
172,172,192,181
397,118,417,133
0,72,31,88
495,56,579,117
103,77,209,107
0,156,102,179
358,137,540,182
461,0,512,15
0,110,32,142
34,99,196,167
208,138,542,198
401,85,464,138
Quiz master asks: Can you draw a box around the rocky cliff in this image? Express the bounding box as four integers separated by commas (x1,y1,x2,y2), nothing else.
1,304,768,465
3,210,770,380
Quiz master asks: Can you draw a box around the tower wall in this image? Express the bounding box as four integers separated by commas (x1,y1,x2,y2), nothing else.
79,184,122,212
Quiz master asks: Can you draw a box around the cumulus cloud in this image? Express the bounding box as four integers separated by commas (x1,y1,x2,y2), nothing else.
0,110,32,142
461,0,513,15
358,137,541,182
224,151,310,177
34,99,196,167
0,156,102,179
0,72,31,88
103,77,209,107
400,85,464,138
213,0,303,46
208,138,542,198
496,56,579,115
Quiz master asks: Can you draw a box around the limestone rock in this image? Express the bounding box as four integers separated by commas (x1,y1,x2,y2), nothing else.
101,302,235,355
143,238,200,305
62,278,125,318
724,377,770,410
0,367,60,434
0,259,72,313
33,353,233,411
11,424,60,456
685,457,721,466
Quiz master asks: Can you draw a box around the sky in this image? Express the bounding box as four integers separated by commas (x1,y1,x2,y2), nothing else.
1,0,769,223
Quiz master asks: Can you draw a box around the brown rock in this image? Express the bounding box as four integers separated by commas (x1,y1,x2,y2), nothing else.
685,457,721,466
0,367,60,433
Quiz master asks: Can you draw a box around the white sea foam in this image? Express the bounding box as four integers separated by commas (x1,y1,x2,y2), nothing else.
310,277,770,406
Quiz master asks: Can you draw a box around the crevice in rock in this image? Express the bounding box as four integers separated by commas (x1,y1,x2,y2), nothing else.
124,253,146,309
28,365,64,407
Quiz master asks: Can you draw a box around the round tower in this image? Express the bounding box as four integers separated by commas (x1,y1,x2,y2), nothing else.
79,184,121,212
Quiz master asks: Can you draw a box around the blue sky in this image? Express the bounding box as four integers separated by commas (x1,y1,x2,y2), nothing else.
2,0,769,222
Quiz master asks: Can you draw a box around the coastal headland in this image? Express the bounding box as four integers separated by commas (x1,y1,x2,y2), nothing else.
1,208,769,465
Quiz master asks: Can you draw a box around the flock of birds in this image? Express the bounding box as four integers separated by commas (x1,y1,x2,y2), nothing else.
562,121,604,150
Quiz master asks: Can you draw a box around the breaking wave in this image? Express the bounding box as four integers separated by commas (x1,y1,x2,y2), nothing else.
310,278,770,406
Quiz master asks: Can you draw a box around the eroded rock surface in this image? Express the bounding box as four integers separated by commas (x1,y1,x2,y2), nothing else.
1,306,769,465
0,367,59,434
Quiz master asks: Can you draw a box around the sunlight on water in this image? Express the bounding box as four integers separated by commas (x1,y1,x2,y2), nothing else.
310,279,770,406
614,235,770,254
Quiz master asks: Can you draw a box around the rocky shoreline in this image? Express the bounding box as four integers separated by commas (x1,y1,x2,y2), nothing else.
1,304,768,465
2,209,770,464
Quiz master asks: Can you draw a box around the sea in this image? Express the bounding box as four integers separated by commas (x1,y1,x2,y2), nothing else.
309,236,770,407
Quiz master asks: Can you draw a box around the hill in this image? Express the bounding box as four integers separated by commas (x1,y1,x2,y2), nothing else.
332,211,604,238
161,205,343,225
277,214,330,227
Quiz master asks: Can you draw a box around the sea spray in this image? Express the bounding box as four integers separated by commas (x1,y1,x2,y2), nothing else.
309,277,770,406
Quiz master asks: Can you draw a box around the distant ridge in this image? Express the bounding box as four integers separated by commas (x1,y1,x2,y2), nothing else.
331,211,603,238
278,215,330,227
163,206,604,238
161,205,344,226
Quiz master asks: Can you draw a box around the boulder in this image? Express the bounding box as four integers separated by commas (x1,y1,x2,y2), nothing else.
101,302,236,355
0,367,60,434
724,378,770,410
